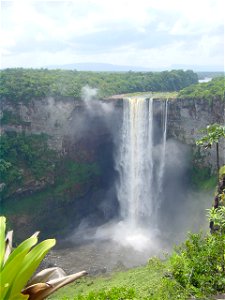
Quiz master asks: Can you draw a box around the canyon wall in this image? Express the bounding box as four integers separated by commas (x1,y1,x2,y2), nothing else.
1,96,224,239
165,97,225,170
2,96,224,167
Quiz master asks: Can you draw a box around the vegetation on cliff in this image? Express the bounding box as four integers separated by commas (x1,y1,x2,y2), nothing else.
0,68,198,103
196,123,225,173
178,76,225,101
0,131,102,240
0,132,56,200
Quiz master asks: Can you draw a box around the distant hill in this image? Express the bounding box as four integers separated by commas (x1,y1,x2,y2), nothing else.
47,62,224,72
171,64,224,72
47,62,163,72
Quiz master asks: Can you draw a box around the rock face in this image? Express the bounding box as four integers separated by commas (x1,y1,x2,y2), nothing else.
165,98,225,170
146,97,224,171
2,96,224,167
1,97,79,151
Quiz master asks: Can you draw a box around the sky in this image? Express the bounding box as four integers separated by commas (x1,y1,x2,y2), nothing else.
0,0,224,70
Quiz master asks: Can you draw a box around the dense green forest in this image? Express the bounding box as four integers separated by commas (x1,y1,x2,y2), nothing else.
178,76,225,100
0,68,198,102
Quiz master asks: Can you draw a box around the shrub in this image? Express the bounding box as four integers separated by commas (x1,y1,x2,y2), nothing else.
170,212,225,297
72,287,136,300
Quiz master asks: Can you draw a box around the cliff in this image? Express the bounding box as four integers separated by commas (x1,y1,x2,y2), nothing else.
0,97,118,239
0,96,224,239
161,97,225,170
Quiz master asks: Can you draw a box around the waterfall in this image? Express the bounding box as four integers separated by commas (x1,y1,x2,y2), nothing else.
155,99,168,211
116,97,168,231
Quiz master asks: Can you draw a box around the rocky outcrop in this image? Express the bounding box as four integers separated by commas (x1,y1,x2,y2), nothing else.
1,97,79,151
147,97,224,172
165,98,225,170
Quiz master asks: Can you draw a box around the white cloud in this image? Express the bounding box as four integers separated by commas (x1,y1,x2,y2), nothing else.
1,0,224,69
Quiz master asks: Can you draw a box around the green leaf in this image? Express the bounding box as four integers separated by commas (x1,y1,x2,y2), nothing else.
4,234,38,268
0,216,6,271
0,236,38,299
196,123,225,148
10,239,56,298
0,237,37,282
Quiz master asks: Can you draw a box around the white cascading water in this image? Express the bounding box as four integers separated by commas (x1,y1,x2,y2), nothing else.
116,97,154,227
116,97,168,236
155,99,168,212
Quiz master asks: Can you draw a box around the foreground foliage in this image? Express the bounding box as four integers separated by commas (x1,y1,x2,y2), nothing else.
168,205,225,298
170,231,225,297
49,258,190,300
63,287,136,300
0,216,87,300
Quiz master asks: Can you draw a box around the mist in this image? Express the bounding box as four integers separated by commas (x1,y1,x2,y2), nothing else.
54,95,214,272
81,85,114,118
31,90,212,272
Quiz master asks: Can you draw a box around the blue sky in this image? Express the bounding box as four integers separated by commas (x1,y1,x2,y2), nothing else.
1,0,224,69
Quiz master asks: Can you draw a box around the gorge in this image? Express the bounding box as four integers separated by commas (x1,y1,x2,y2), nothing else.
0,72,224,272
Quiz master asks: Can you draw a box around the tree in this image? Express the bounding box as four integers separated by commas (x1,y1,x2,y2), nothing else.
196,123,225,173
